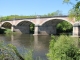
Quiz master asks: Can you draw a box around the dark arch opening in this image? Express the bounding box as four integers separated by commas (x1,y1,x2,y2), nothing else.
1,22,12,29
0,22,12,34
17,21,34,34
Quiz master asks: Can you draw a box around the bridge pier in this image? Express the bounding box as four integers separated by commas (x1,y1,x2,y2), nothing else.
33,25,39,35
13,26,30,34
33,25,57,35
11,25,14,32
73,23,80,37
39,26,56,35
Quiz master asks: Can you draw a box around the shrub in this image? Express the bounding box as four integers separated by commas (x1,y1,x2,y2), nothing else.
47,35,80,60
0,41,23,60
4,29,13,35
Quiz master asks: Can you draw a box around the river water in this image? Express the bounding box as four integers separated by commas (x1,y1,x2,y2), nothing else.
0,34,51,60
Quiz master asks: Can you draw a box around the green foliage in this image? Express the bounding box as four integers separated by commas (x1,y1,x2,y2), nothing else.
0,41,43,60
0,41,33,60
0,15,36,21
30,24,34,34
63,0,70,3
57,21,72,34
63,0,80,21
69,8,80,21
24,50,33,60
4,29,13,35
42,10,63,17
0,41,20,60
75,1,80,9
73,1,80,21
47,35,80,60
63,0,78,3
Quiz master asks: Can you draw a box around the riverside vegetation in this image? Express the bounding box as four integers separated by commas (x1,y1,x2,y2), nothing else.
0,35,80,60
47,35,80,60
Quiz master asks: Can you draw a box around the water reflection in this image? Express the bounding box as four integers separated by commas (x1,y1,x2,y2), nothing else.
0,34,51,60
33,35,51,60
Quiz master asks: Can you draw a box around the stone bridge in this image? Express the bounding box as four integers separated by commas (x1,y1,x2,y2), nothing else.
0,16,79,36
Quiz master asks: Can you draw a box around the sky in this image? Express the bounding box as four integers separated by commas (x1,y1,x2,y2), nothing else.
0,0,77,16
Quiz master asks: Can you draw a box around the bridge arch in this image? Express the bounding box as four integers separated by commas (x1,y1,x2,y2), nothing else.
16,20,35,26
40,18,74,26
14,21,35,34
1,22,12,29
15,20,35,26
38,18,73,35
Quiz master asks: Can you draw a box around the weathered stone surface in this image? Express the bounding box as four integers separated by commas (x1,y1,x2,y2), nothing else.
0,16,77,36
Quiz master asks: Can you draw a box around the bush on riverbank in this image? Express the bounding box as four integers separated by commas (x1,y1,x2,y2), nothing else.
0,41,24,60
47,35,80,60
0,41,42,60
4,29,13,34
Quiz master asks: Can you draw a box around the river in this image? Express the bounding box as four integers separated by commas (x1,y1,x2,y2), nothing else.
0,34,51,60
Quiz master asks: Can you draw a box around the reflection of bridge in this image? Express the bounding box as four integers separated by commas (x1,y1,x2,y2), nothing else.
0,16,80,36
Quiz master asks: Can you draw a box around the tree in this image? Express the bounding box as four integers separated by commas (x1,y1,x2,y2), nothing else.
57,21,73,34
63,0,79,4
63,0,80,21
42,10,63,17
